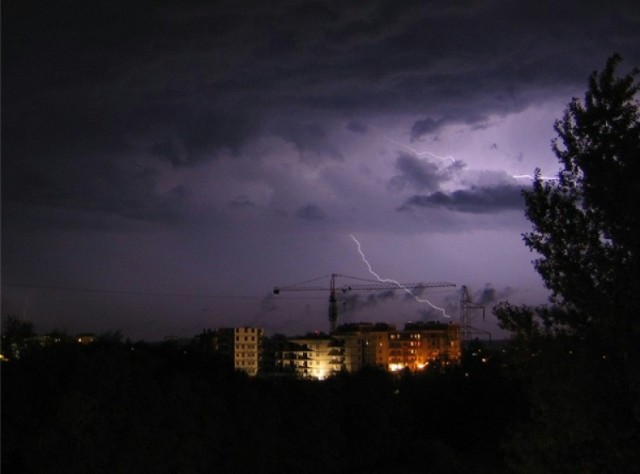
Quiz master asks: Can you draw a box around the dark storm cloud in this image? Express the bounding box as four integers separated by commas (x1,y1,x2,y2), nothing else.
389,153,466,192
399,183,524,214
228,196,257,210
346,121,369,134
472,284,518,306
415,307,450,321
3,133,191,227
273,122,344,161
8,2,640,122
295,204,327,221
410,118,448,140
139,107,259,167
4,0,639,228
438,284,518,318
340,289,398,314
4,0,639,341
411,114,492,140
259,294,279,314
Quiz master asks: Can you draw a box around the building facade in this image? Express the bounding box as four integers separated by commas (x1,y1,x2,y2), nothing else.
233,327,263,376
207,327,263,376
387,322,461,372
288,335,344,379
202,322,460,379
334,322,461,374
333,323,395,372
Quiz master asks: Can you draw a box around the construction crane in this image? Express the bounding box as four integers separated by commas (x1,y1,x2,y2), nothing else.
273,273,456,333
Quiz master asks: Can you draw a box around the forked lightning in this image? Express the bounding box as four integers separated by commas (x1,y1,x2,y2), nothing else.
349,234,451,318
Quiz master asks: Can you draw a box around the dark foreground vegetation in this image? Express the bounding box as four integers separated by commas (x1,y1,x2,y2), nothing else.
2,339,520,473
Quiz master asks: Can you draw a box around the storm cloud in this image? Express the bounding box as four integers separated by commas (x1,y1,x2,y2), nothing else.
2,0,639,339
399,184,525,214
389,153,466,192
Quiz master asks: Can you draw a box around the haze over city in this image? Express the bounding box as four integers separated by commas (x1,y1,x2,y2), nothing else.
3,0,640,341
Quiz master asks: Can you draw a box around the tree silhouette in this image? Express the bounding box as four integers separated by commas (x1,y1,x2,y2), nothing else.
1,315,36,359
496,54,640,472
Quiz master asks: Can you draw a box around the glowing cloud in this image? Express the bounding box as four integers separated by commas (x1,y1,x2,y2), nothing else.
512,174,559,181
385,136,457,164
387,137,559,183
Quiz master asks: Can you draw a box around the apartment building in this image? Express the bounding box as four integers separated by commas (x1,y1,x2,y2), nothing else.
289,335,344,379
333,323,395,372
388,322,461,371
334,322,461,373
202,322,460,379
208,327,263,376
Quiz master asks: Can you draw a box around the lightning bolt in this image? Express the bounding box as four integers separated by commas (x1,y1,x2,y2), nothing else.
512,174,559,181
349,234,451,318
386,137,559,183
385,136,457,164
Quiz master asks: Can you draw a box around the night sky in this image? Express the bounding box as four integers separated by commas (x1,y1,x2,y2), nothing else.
3,1,640,341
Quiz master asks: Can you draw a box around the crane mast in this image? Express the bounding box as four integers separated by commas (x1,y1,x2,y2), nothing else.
329,274,338,333
274,273,456,333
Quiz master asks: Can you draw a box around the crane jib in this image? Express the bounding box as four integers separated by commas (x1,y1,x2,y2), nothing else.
273,275,456,333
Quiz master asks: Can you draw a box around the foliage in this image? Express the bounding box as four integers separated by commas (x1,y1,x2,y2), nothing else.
1,315,36,359
523,53,640,340
495,55,640,472
2,340,519,473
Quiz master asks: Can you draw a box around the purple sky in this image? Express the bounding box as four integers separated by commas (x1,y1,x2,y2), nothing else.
3,1,640,341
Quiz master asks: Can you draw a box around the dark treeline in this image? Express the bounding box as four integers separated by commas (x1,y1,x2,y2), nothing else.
2,338,522,473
